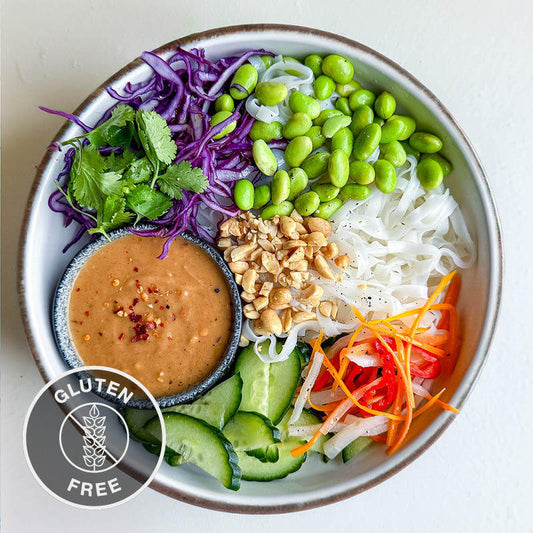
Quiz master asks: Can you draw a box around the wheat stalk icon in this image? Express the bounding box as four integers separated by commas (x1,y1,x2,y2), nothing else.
81,404,107,471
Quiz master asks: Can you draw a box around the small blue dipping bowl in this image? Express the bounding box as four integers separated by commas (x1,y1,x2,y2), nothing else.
52,225,243,409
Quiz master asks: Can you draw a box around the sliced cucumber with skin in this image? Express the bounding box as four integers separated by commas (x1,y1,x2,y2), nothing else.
245,444,280,463
342,436,374,463
124,374,242,444
222,411,280,451
124,408,160,444
237,439,306,481
235,343,302,424
268,348,302,424
235,344,270,417
145,412,241,491
277,408,330,454
167,374,243,429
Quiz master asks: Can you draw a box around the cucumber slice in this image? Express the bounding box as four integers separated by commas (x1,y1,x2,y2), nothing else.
235,343,302,424
167,374,242,429
245,444,280,463
235,343,270,416
223,411,280,451
124,409,160,444
124,374,242,442
268,349,302,424
342,436,373,463
145,413,241,491
277,408,329,454
237,440,306,481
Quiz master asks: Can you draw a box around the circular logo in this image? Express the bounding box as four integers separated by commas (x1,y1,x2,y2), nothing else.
23,366,166,509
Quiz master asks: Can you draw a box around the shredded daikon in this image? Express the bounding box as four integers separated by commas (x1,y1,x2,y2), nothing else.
323,415,389,459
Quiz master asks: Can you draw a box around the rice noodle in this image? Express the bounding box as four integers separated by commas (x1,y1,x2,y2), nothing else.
320,155,476,334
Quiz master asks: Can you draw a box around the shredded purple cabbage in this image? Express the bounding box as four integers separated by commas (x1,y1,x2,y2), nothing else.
46,46,275,257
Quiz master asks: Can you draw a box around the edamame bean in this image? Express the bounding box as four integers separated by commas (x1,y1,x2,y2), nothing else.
283,112,313,139
328,149,350,188
373,117,385,127
331,127,354,157
249,120,282,142
314,75,336,100
311,183,340,202
233,179,254,210
261,200,294,220
261,55,274,68
380,117,407,143
229,64,258,100
374,91,396,119
214,94,235,113
284,136,313,168
314,198,343,219
336,80,361,97
253,139,277,176
352,123,382,161
417,158,444,190
335,97,352,116
306,125,326,150
340,183,370,201
350,105,374,136
400,140,421,161
374,160,397,193
304,54,323,77
294,191,321,216
253,184,271,209
391,115,416,140
321,54,354,84
289,92,321,119
301,152,330,178
271,170,291,205
210,111,237,139
421,153,452,176
254,81,288,106
349,89,376,110
314,109,343,126
322,115,352,138
349,160,375,185
409,132,443,154
288,168,309,201
379,141,407,167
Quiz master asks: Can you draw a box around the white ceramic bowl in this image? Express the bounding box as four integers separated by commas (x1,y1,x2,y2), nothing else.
19,24,502,513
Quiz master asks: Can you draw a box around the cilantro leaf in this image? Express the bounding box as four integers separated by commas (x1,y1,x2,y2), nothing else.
88,195,134,237
135,110,177,178
156,161,209,199
104,150,136,173
86,105,135,148
70,146,123,211
123,157,153,184
125,184,173,223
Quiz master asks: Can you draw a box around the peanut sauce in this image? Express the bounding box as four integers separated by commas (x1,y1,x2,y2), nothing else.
69,235,232,397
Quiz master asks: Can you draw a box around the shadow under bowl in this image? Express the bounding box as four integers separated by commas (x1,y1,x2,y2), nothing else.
52,225,243,409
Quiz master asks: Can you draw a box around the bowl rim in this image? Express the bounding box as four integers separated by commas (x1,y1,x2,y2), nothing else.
51,225,243,409
18,23,503,514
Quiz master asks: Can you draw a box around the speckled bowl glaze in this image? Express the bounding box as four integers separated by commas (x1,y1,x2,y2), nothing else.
52,225,243,409
20,25,502,514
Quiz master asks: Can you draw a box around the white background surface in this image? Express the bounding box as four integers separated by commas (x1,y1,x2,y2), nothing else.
2,0,532,531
